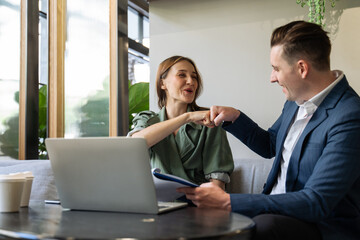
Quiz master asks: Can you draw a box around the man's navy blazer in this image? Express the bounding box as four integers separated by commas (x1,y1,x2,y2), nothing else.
223,76,360,240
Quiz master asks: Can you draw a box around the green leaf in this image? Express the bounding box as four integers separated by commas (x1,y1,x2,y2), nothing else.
128,82,149,131
129,82,149,114
14,91,19,103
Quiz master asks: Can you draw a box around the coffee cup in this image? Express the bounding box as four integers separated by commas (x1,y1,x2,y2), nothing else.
0,175,26,212
9,172,34,207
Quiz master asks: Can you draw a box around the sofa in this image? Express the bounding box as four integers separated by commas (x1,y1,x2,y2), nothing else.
0,156,274,201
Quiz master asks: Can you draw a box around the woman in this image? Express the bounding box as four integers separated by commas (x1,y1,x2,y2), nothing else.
130,56,233,189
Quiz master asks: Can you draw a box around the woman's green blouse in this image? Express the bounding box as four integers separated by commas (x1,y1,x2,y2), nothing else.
131,107,234,185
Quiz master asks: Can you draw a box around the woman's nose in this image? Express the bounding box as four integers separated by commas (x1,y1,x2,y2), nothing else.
186,75,194,85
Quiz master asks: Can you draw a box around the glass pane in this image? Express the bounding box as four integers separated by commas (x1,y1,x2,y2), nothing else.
65,0,110,138
143,17,149,48
0,0,20,159
128,52,149,84
39,10,48,158
128,7,139,42
39,1,48,158
39,14,48,85
39,0,47,13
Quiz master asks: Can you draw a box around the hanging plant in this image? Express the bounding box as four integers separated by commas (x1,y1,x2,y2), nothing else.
296,0,338,26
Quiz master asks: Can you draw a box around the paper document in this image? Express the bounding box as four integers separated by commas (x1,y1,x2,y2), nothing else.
152,168,198,202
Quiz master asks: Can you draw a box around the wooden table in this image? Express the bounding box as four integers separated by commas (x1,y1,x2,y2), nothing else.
0,201,255,239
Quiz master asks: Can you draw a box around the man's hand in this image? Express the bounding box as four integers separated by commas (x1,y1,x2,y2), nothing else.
188,110,215,128
210,106,241,126
177,182,232,211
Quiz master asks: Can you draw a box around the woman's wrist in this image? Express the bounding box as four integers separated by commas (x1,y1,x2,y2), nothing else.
183,112,192,123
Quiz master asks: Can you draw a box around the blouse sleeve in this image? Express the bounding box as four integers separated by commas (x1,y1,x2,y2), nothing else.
127,111,158,136
203,126,234,183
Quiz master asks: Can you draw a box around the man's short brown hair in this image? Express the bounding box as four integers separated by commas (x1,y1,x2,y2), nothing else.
270,21,331,71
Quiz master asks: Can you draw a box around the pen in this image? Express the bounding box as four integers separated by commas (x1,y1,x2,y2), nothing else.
44,200,61,205
0,229,40,240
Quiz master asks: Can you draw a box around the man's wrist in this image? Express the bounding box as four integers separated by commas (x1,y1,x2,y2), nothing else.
222,110,241,127
232,110,241,123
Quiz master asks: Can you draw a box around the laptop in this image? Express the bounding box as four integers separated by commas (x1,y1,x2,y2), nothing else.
45,137,188,214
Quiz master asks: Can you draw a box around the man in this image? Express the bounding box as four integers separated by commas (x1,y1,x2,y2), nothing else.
177,21,360,240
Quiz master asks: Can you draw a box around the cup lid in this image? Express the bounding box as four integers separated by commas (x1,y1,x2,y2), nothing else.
0,175,26,182
22,171,34,178
9,171,34,179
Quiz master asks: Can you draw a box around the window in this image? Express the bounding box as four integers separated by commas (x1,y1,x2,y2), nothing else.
128,5,149,84
64,0,110,138
0,1,21,159
0,0,150,159
39,0,48,158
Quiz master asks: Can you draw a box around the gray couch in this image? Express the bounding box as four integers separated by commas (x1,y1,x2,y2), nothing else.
0,158,58,201
0,157,273,201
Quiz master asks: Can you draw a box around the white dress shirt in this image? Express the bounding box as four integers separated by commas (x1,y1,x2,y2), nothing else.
270,70,344,195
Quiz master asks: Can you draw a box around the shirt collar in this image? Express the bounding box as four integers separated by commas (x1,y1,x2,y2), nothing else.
296,70,344,116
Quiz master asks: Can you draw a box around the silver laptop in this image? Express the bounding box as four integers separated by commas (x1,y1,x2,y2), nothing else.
45,137,188,214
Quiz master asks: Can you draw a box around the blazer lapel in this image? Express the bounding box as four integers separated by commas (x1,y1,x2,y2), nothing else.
277,103,298,155
285,108,328,191
286,76,349,191
264,102,298,193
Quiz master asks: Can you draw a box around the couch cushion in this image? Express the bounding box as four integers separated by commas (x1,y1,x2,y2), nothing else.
226,158,273,194
0,157,274,199
0,158,58,201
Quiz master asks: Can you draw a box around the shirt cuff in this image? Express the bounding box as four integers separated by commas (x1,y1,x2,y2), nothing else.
205,172,231,184
127,127,144,137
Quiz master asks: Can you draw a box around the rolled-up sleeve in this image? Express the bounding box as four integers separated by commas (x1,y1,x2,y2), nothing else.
127,111,157,136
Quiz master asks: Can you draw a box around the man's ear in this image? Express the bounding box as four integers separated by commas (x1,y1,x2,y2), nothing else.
297,60,309,78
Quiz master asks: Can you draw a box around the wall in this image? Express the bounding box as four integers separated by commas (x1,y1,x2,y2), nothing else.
149,0,360,159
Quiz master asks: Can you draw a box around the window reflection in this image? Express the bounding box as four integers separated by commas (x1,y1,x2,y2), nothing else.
38,0,48,159
128,7,139,42
143,17,149,48
128,7,149,48
128,52,149,84
39,0,48,86
64,0,109,138
0,0,20,159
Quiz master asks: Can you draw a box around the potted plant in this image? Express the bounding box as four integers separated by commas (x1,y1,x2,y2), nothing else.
296,0,339,26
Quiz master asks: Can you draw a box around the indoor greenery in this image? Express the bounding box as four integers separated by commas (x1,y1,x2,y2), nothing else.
296,0,338,26
0,81,149,159
79,80,149,136
38,85,47,158
128,81,149,131
0,85,47,159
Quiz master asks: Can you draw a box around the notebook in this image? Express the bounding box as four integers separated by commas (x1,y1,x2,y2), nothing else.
45,137,188,214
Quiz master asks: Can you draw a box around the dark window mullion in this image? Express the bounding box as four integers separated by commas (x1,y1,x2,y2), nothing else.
25,0,39,159
117,0,129,136
128,38,148,56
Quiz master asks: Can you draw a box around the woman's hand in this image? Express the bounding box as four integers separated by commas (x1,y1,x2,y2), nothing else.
132,110,214,147
188,110,215,127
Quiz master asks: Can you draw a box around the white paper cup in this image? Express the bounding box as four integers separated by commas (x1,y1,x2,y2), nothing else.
9,172,34,207
0,175,26,212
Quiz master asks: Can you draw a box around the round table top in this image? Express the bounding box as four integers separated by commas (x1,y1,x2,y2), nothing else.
0,201,255,239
